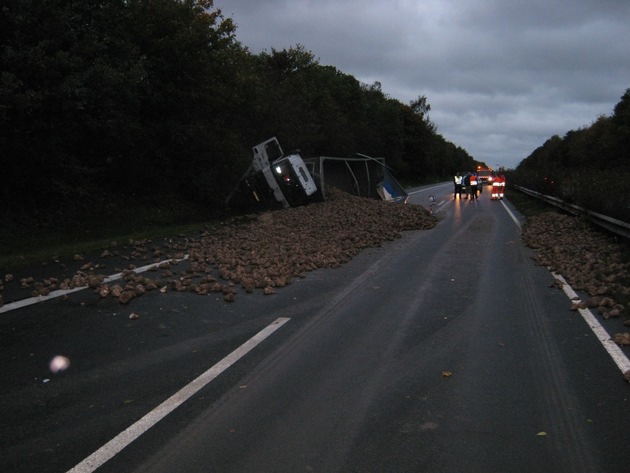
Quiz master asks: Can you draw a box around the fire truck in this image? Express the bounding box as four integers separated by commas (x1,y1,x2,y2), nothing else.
477,166,496,185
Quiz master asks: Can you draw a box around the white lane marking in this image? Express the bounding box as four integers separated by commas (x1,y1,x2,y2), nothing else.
552,273,630,376
500,199,521,228
505,201,629,376
407,183,448,195
66,317,291,473
0,256,189,315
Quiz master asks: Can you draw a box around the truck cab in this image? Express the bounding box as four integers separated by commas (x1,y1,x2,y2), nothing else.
230,137,318,209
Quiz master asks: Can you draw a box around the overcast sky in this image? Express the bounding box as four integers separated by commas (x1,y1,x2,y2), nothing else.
215,0,630,169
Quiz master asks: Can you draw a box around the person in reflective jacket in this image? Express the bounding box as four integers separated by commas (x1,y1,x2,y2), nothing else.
491,177,501,200
453,173,463,199
497,174,506,199
469,172,478,200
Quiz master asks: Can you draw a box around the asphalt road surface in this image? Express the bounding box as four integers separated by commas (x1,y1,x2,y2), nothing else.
1,182,629,473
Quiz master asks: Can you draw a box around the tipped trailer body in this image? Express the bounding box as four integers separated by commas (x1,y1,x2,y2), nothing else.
227,138,408,210
304,154,408,203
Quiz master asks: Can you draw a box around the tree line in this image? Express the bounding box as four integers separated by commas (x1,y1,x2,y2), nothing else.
1,0,475,233
511,89,630,221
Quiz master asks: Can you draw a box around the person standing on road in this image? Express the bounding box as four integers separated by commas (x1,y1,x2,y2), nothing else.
453,173,463,199
491,176,501,200
462,172,471,199
498,173,506,199
469,171,478,200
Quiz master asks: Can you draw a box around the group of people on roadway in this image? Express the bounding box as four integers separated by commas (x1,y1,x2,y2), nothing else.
453,171,505,200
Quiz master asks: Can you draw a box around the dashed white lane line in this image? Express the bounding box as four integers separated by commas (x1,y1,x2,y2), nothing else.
407,183,447,195
436,199,449,210
552,273,630,376
0,256,189,315
66,317,291,473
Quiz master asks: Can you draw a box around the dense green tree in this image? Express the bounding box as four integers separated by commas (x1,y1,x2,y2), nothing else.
514,89,629,219
611,88,630,168
1,3,476,233
1,0,241,213
409,94,435,133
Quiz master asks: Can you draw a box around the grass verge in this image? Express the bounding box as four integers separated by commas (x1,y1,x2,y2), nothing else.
506,187,555,218
0,201,219,272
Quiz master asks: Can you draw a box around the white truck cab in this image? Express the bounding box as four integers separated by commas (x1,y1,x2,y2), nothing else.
233,137,318,209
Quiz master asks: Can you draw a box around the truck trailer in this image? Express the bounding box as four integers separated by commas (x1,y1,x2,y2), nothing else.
227,137,408,210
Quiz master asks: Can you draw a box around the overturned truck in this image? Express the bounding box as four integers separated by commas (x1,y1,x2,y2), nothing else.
227,137,408,210
226,137,318,210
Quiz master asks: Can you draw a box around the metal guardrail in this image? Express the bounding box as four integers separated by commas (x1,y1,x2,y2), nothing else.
514,185,630,240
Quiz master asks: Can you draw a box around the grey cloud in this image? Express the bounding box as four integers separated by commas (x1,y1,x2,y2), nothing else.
216,0,630,168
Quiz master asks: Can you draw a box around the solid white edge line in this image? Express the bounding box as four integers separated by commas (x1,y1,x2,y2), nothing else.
0,256,189,315
66,317,291,473
500,199,521,229
504,202,630,377
552,273,630,376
